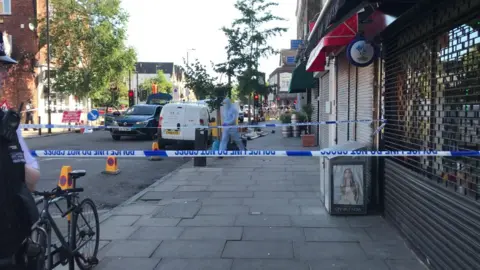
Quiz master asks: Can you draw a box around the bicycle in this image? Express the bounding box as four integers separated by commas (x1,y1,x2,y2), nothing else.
32,170,100,270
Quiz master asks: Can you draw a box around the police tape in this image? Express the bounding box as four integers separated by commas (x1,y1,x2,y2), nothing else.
20,119,386,130
30,150,480,158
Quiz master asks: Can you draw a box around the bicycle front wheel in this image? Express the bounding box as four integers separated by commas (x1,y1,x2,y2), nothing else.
71,198,100,270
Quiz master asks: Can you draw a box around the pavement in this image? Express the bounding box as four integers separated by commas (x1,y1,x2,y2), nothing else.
75,129,427,270
22,128,74,138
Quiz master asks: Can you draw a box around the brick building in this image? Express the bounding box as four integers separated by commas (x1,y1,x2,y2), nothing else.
0,0,91,125
0,0,39,111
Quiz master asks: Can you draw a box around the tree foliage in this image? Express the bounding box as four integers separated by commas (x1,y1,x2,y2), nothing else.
217,0,287,97
39,0,137,106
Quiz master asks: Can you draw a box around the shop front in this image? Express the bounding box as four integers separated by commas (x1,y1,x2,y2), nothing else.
308,0,480,268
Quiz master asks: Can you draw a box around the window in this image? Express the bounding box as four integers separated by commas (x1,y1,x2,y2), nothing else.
0,0,11,15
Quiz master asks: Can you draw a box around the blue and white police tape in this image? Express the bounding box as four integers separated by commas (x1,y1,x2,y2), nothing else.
30,150,480,158
20,119,386,130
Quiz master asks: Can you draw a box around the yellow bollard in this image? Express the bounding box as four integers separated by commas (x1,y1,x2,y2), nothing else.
102,156,120,175
58,166,73,221
149,141,162,161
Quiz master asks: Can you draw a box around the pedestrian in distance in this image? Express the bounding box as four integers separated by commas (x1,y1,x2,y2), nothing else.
219,97,245,155
23,99,36,131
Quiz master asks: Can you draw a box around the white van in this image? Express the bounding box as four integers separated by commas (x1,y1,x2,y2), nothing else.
157,103,212,148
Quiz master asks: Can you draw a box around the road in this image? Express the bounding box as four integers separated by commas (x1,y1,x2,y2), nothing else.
26,130,190,212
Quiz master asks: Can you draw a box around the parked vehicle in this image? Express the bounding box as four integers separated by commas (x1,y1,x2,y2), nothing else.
157,103,212,149
110,104,162,140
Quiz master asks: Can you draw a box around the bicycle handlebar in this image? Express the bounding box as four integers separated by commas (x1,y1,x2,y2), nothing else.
33,187,84,197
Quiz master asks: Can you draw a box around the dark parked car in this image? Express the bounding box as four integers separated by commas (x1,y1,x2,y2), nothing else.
110,104,162,140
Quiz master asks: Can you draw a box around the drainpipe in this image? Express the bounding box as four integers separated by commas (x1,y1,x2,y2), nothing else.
307,0,334,42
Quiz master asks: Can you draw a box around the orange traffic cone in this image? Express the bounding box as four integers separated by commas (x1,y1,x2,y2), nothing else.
149,141,162,161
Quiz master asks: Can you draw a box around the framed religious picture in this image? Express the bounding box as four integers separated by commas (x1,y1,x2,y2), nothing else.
330,161,367,215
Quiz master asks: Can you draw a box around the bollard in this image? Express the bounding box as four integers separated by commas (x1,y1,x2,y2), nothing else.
149,141,162,161
194,128,208,167
102,156,120,175
38,116,42,136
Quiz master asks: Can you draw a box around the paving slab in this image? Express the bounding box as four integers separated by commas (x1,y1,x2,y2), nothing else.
100,215,141,227
308,259,390,270
153,202,201,218
180,227,243,240
152,240,226,258
102,240,161,257
222,241,293,259
235,215,292,227
155,259,233,270
129,226,184,240
96,257,160,270
242,227,305,241
231,259,309,270
133,216,181,227
210,191,253,198
304,227,371,242
293,242,367,260
200,197,244,205
178,215,236,227
99,226,138,240
198,205,250,215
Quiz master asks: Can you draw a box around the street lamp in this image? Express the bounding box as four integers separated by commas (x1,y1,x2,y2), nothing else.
46,0,52,134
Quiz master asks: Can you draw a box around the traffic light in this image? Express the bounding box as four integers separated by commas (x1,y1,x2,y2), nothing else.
128,90,134,107
254,94,259,107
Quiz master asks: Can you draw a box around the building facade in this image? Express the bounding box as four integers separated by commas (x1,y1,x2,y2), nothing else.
300,0,480,269
131,62,192,104
0,0,92,125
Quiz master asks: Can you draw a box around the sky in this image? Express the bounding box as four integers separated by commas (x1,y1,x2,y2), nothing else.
121,0,297,81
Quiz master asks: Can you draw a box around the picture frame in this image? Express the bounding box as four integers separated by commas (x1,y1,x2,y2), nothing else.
330,160,367,215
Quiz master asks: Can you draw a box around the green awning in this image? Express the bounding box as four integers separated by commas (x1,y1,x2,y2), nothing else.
288,60,315,93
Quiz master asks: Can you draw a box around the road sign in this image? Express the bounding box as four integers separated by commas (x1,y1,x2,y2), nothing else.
88,109,100,121
0,99,11,111
291,40,303,50
62,111,82,123
286,56,296,65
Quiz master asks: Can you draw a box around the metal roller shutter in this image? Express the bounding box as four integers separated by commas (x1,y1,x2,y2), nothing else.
311,79,320,145
336,53,349,144
319,72,329,149
382,0,480,269
349,64,357,140
357,63,374,206
356,64,374,144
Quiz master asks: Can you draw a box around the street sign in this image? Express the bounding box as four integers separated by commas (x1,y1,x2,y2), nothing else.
0,99,11,111
291,40,303,50
286,56,296,65
62,111,82,123
87,109,100,121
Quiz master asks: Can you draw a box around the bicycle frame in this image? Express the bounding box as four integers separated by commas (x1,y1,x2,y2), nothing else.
34,193,88,270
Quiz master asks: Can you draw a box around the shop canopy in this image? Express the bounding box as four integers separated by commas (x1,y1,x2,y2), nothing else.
306,9,389,73
288,60,316,93
306,14,358,73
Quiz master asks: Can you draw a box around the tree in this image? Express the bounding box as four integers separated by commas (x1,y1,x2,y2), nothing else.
139,70,173,100
39,0,137,105
217,0,287,121
183,59,216,101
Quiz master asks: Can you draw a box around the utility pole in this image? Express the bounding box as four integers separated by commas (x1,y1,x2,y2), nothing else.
46,0,52,134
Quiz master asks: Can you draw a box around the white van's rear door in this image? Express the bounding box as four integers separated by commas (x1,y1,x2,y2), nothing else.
184,106,208,141
161,105,185,140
